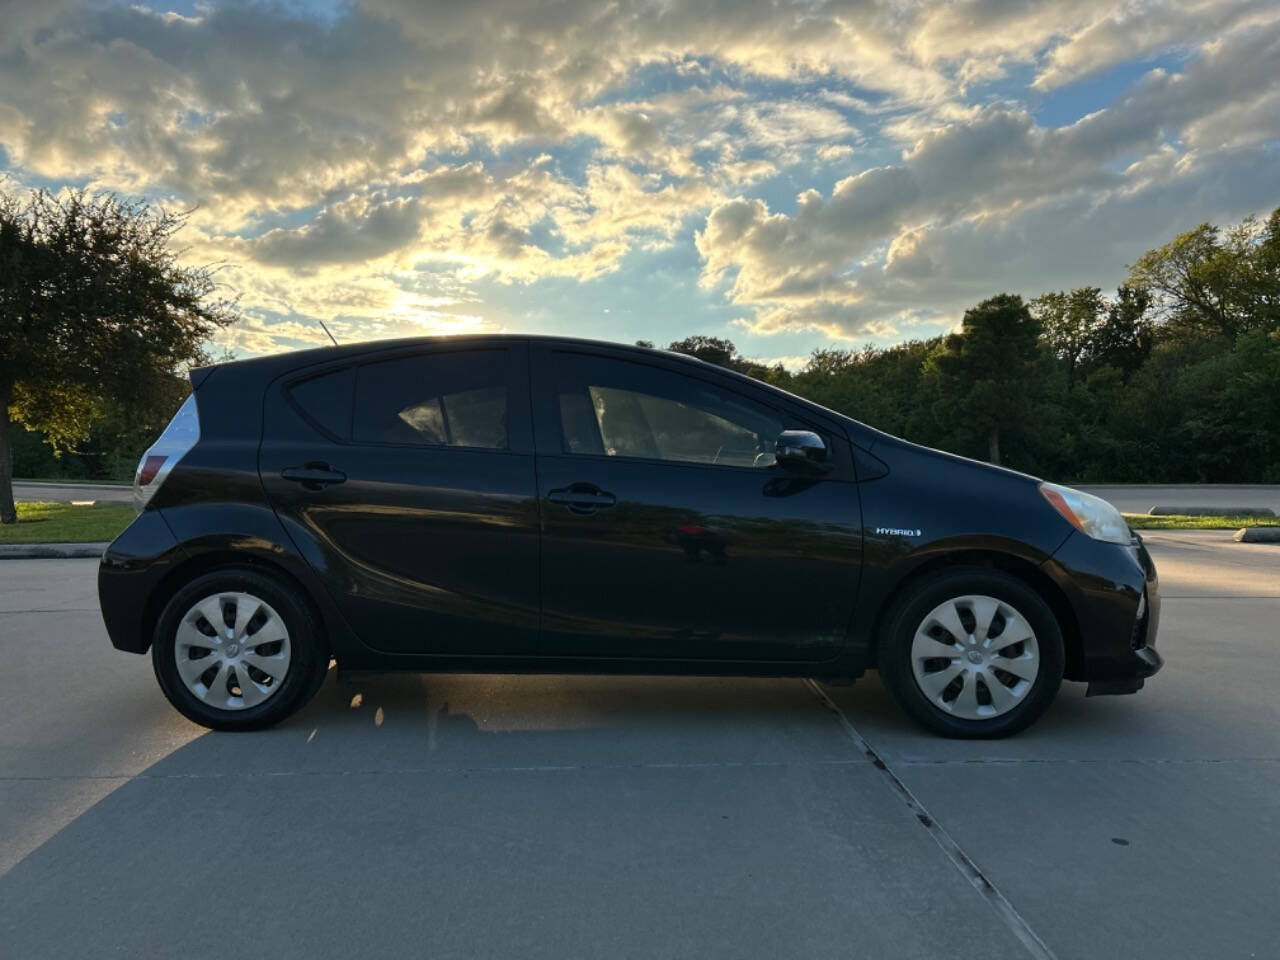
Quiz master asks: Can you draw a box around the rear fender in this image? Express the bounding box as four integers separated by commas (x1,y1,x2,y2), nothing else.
103,501,364,658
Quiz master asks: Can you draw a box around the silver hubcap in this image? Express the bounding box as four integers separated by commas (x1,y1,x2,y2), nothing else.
910,594,1040,720
174,592,291,711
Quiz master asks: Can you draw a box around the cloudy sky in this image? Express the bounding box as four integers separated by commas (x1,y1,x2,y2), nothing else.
3,1,1278,364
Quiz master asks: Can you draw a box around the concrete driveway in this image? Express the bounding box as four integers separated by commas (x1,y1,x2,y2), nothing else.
1,532,1277,958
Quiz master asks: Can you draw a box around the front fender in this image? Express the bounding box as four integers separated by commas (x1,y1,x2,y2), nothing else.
842,445,1074,662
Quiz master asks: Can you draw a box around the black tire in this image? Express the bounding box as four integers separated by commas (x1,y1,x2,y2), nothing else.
876,566,1064,739
151,567,330,731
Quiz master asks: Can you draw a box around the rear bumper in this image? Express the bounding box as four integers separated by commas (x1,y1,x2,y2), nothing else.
98,509,187,654
1042,531,1163,693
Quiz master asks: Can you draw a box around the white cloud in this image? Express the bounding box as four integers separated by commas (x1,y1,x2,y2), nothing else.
0,0,1274,356
1034,0,1280,89
695,18,1280,337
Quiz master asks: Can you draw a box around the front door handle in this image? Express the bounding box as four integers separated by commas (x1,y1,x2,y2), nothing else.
281,463,347,491
548,482,616,515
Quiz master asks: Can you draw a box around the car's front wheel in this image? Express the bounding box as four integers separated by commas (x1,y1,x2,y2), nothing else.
877,567,1065,738
151,567,329,731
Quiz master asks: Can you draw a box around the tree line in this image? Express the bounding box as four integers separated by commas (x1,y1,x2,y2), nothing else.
655,206,1280,483
2,188,1277,526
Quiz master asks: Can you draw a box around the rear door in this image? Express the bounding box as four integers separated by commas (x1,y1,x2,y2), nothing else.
259,341,540,656
531,343,863,663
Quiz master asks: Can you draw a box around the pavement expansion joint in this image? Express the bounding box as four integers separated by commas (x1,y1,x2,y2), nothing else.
891,755,1280,766
803,678,1058,960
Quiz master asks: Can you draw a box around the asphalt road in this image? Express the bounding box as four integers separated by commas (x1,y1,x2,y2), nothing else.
1,532,1278,959
1077,484,1280,515
13,481,132,504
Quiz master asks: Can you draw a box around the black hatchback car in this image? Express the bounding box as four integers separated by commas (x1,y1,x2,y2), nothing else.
99,335,1162,737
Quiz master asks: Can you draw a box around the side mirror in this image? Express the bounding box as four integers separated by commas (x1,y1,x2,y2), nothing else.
774,430,831,472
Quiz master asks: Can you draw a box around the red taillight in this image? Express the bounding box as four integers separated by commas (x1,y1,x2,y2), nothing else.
133,393,200,514
137,454,168,487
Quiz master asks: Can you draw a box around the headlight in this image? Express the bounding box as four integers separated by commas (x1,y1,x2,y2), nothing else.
1039,482,1132,544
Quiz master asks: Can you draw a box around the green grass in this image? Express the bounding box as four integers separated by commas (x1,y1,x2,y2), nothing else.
1124,513,1280,530
0,501,134,544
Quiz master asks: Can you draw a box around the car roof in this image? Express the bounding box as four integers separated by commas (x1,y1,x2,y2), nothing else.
192,332,869,441
196,333,723,379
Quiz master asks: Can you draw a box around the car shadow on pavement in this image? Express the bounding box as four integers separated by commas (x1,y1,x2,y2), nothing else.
2,670,1021,960
0,667,1209,960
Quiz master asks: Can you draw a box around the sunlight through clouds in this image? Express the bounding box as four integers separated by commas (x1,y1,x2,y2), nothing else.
1,0,1276,357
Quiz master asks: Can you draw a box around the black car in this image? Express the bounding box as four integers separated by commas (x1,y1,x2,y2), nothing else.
98,335,1162,737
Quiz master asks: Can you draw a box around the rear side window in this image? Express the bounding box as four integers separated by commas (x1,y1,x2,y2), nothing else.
354,350,510,449
289,367,354,440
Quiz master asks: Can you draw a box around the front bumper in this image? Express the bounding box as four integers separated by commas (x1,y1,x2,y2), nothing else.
1085,645,1164,696
1042,530,1163,695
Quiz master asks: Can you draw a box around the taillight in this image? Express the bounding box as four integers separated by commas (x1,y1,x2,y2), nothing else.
137,455,168,487
134,394,200,513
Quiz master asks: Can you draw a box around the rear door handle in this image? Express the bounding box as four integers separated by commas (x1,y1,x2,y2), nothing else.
281,463,347,490
548,483,616,515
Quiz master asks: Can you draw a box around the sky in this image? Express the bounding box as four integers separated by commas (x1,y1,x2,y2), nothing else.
2,0,1278,367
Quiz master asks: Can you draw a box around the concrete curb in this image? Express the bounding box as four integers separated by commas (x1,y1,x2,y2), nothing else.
1234,527,1280,543
0,542,108,559
1149,506,1276,517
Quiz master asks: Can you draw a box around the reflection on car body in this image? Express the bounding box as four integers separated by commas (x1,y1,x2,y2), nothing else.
99,335,1162,737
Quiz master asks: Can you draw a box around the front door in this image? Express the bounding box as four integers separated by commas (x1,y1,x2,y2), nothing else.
259,341,540,656
531,344,863,663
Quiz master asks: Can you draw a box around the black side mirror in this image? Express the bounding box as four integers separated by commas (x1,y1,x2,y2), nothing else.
775,430,831,472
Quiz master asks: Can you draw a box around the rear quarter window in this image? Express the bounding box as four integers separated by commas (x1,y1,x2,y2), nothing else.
288,367,354,440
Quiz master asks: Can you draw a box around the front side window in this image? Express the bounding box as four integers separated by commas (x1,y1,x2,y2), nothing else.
555,354,784,468
354,351,509,449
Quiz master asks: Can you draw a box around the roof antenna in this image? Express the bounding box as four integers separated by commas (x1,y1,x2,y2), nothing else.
316,318,339,347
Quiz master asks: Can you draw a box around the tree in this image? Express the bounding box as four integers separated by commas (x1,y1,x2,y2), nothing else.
923,294,1044,465
649,208,1276,482
1088,284,1154,377
665,334,780,379
1127,207,1280,339
9,376,189,481
0,187,237,523
666,335,738,368
785,340,939,440
1031,287,1105,392
1248,207,1280,329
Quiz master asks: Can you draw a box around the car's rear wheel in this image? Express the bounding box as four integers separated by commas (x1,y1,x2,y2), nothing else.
152,568,329,731
877,567,1064,738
